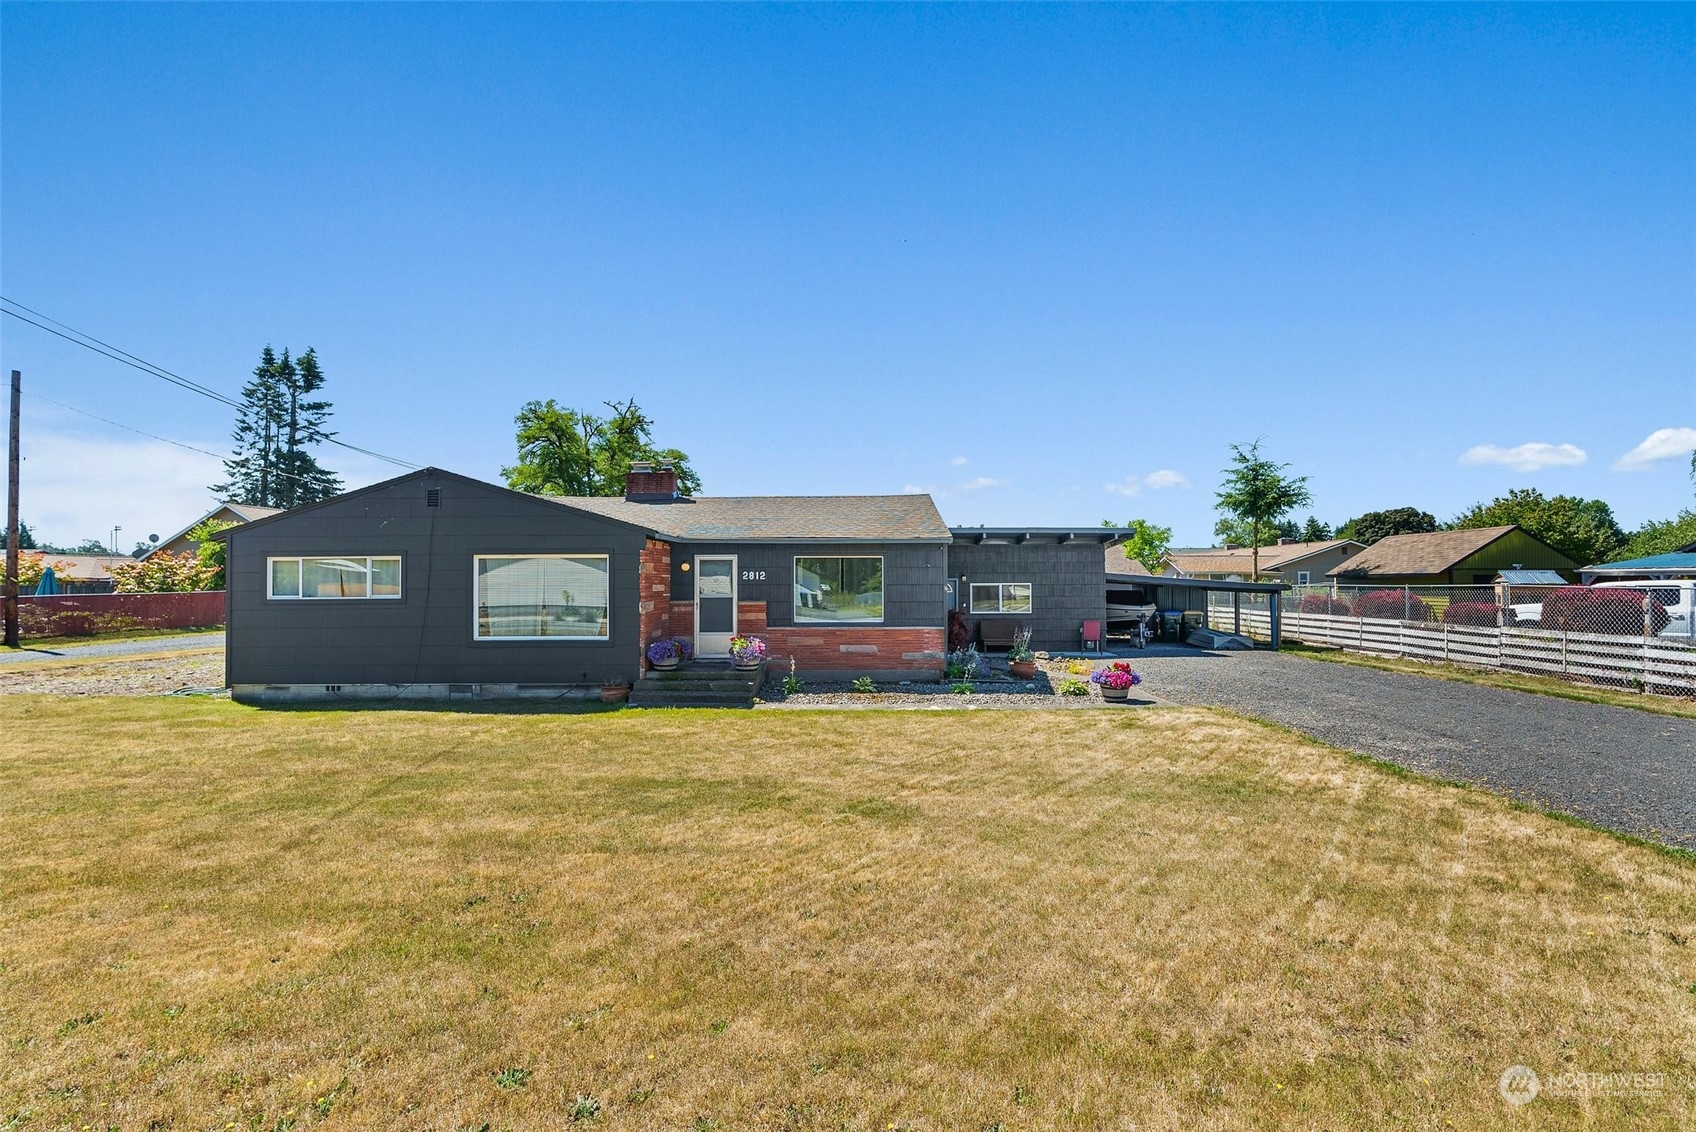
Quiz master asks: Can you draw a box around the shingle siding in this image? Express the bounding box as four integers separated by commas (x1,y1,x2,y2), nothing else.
225,473,648,687
950,541,1107,652
668,542,946,629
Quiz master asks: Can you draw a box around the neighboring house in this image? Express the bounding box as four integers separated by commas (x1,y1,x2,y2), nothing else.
38,554,140,594
144,503,283,559
1166,538,1365,585
1104,543,1155,576
1328,525,1577,587
1579,552,1696,584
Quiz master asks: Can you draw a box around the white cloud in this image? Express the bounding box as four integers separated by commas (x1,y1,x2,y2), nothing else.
1458,442,1587,473
901,483,930,494
1105,469,1190,496
18,424,394,549
1613,427,1696,472
961,476,1004,491
950,455,969,467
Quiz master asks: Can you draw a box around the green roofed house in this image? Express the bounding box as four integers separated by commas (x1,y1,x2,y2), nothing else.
1580,550,1696,584
1328,525,1577,587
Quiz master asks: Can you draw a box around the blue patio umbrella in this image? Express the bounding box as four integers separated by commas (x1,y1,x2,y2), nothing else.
34,566,59,596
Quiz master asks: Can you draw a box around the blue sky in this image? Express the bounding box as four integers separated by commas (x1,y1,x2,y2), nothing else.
2,3,1691,549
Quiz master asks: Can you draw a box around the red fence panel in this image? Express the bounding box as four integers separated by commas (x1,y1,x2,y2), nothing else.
19,591,225,639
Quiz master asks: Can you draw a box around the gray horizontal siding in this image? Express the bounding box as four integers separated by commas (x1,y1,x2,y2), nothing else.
226,474,648,687
669,541,946,629
950,541,1107,652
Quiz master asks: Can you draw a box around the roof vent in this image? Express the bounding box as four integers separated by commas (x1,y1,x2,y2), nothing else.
1278,537,1297,545
426,488,441,508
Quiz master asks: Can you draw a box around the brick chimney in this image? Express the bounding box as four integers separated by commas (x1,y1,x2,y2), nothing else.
625,460,679,502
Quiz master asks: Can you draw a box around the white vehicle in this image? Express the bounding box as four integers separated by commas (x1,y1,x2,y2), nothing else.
1511,580,1696,639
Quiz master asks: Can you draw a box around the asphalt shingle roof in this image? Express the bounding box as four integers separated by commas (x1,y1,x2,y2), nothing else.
1167,539,1356,575
547,493,952,542
1329,526,1517,577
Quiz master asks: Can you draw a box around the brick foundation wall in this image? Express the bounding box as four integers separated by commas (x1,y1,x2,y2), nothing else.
760,625,946,677
639,571,943,678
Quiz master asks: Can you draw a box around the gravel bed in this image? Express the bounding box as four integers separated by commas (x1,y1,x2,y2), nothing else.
1129,648,1696,851
2,631,226,663
0,649,226,696
757,657,1164,710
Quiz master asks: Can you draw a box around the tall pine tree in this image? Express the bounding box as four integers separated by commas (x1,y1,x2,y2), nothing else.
214,346,343,508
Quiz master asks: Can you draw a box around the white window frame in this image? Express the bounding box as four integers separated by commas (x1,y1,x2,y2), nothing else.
1296,571,1310,585
793,555,885,624
970,581,1033,615
267,556,403,600
472,553,611,642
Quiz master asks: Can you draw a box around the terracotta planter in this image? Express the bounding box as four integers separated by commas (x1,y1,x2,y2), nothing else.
1009,660,1037,680
600,683,631,705
1099,684,1131,702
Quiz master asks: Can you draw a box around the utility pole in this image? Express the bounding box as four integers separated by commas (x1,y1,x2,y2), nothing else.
5,369,20,648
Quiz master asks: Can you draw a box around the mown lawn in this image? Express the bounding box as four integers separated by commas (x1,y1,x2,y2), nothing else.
1,697,1692,1130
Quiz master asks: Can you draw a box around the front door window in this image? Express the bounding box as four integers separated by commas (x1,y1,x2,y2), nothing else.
695,556,737,657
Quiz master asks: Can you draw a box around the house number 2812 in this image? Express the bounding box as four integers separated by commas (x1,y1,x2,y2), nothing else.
741,569,767,581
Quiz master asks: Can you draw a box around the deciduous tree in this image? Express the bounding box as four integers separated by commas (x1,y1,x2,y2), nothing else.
1449,489,1625,568
1214,440,1312,579
503,398,700,497
1336,507,1438,545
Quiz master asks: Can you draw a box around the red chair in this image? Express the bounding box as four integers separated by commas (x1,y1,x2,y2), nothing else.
1081,619,1103,652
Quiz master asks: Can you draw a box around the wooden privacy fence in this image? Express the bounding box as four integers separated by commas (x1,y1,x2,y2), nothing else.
1209,604,1696,696
18,591,225,639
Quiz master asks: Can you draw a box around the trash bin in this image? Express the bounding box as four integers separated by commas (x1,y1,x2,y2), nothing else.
1159,611,1184,642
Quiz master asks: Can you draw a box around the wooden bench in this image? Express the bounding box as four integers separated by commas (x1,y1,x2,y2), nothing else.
976,619,1021,652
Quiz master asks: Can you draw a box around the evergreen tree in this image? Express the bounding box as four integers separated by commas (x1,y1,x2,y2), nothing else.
1300,516,1333,542
213,346,341,507
0,521,35,550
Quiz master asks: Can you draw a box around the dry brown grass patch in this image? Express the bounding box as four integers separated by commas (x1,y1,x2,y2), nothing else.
1,698,1691,1129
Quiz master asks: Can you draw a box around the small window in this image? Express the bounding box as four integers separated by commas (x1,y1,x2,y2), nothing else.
795,556,884,623
475,554,610,640
1296,571,1310,585
268,556,402,600
970,582,1032,614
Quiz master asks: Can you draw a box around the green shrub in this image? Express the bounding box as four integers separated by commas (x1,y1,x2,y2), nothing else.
1057,678,1088,696
851,676,876,694
951,681,973,694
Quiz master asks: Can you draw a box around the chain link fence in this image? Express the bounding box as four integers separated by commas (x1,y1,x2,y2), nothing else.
1208,583,1696,696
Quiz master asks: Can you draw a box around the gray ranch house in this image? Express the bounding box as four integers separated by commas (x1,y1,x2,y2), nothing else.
218,465,1133,702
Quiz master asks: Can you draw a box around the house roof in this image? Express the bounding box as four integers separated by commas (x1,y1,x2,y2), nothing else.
1104,543,1155,575
551,493,952,543
1329,526,1525,577
1497,569,1568,585
144,502,284,557
1582,552,1696,575
1167,539,1359,576
29,553,137,581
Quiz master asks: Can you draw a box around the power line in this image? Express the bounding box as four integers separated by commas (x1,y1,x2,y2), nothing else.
24,392,352,488
0,297,420,468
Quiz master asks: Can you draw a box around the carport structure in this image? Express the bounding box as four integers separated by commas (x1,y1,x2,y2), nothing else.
1105,569,1289,647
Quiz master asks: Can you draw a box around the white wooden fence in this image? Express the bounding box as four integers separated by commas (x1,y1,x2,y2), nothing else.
1208,605,1696,696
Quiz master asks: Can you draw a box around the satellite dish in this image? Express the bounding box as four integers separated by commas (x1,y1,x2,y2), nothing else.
148,533,160,544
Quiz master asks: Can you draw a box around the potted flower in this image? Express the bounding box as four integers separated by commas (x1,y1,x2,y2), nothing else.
646,636,692,671
600,679,632,705
1007,626,1037,680
728,635,767,670
1088,661,1141,702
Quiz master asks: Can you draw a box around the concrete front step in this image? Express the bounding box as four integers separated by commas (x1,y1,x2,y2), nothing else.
629,662,763,708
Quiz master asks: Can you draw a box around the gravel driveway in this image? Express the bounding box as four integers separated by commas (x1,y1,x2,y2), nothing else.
1130,649,1696,851
2,631,225,663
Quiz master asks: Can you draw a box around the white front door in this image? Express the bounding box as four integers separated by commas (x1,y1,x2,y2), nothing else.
694,555,738,657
